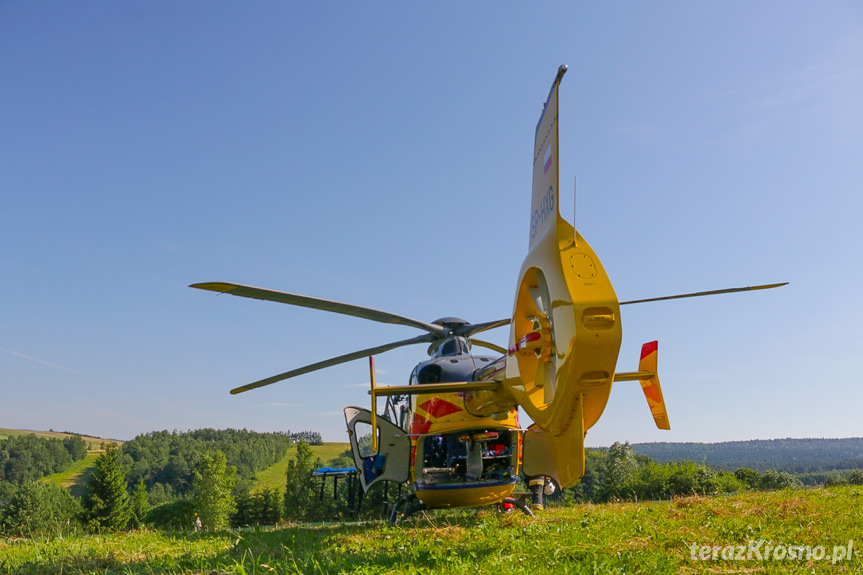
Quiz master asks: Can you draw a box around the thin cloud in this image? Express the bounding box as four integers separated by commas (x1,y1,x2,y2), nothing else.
1,348,76,373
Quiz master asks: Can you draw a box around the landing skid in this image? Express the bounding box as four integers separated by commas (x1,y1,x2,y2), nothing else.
389,493,426,524
498,496,535,518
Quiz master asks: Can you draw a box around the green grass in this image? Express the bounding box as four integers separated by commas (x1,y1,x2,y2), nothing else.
252,443,351,492
42,452,102,497
2,486,862,574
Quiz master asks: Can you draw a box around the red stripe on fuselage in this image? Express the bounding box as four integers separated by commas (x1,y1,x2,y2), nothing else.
419,398,462,419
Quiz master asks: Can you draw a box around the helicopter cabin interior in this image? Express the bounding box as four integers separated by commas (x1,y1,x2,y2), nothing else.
417,428,517,486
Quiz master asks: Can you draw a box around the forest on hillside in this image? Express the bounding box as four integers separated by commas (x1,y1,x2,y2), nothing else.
631,437,863,475
0,433,87,485
121,428,294,503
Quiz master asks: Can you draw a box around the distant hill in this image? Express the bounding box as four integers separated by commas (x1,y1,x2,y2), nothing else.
630,437,863,474
0,428,121,449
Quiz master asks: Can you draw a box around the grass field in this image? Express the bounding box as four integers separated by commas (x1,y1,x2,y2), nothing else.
251,443,351,492
2,486,861,574
41,452,102,497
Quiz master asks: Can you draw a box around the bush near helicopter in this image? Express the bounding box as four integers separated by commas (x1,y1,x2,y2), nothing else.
192,66,785,521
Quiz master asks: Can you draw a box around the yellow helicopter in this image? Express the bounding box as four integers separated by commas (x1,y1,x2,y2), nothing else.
192,65,785,521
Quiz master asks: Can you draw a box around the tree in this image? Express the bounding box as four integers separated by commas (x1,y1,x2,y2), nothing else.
144,499,196,530
0,482,81,537
602,442,639,501
284,441,320,520
291,431,323,446
83,444,130,531
129,479,149,529
191,450,237,530
233,487,282,527
735,467,762,489
759,469,801,490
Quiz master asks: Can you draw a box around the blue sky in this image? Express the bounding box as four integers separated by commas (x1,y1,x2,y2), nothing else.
2,2,861,445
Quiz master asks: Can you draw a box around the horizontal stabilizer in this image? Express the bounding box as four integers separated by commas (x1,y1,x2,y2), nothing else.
636,341,670,430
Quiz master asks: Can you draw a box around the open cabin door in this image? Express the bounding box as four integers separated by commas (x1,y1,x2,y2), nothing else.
344,406,410,492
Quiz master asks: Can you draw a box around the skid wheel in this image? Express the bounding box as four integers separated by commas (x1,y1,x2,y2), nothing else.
389,493,425,525
502,497,535,518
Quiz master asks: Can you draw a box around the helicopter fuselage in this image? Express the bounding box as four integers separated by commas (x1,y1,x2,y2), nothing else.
402,348,521,509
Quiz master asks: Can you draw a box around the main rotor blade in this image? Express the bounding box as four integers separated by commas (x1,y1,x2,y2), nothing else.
620,282,788,305
470,339,507,354
460,318,511,337
229,333,435,394
191,282,448,337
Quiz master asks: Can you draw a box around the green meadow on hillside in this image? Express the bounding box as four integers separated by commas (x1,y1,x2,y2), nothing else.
2,486,861,574
252,443,351,492
41,452,102,497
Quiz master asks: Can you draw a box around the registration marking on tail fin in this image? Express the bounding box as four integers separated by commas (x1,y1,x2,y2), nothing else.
529,65,567,248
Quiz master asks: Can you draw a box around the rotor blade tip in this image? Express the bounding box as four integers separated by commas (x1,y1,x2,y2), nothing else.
190,282,238,294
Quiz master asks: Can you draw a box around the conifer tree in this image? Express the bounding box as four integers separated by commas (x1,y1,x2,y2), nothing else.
83,444,130,530
130,478,149,528
0,481,81,536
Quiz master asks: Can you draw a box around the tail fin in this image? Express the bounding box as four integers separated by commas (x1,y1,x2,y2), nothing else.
529,65,567,248
507,65,621,448
637,341,670,430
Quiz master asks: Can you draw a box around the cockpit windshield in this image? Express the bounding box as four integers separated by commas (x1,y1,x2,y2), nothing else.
434,336,469,358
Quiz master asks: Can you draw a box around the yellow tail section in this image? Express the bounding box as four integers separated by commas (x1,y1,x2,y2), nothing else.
505,66,622,487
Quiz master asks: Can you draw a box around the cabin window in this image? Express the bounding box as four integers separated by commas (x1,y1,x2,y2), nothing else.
417,364,442,384
419,428,516,485
353,422,379,458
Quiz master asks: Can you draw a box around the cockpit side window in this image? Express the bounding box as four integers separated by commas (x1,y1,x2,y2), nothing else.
417,364,442,384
